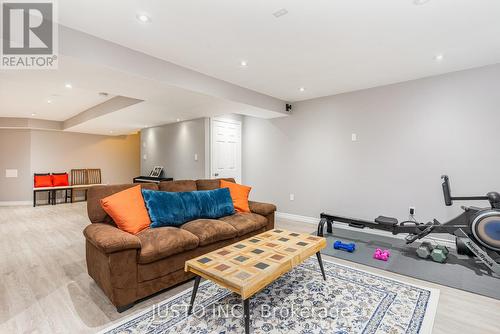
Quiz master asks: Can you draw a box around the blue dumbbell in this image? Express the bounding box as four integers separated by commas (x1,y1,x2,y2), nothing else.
333,240,356,252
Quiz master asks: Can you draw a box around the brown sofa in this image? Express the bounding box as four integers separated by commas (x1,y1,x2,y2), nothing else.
83,178,276,312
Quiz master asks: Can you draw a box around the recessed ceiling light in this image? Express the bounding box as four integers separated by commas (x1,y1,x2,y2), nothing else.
65,83,72,89
176,118,181,122
434,54,444,61
413,0,431,5
136,13,151,23
31,113,36,116
273,8,289,18
109,130,114,134
47,99,52,104
299,87,305,92
240,60,248,67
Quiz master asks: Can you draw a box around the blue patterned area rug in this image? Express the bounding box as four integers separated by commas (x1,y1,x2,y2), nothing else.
101,259,439,334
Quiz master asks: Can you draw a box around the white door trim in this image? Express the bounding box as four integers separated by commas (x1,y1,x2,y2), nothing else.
209,117,242,182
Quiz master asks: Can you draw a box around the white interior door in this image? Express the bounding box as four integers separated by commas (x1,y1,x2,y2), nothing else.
210,118,242,182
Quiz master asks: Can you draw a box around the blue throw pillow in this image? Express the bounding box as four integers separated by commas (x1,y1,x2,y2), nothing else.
142,188,235,228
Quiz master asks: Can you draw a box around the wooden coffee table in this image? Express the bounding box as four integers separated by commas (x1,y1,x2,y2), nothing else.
185,229,327,333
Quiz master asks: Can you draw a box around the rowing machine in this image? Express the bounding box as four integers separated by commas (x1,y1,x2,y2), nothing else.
318,175,500,276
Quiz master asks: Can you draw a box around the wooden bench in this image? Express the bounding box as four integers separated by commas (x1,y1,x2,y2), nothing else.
33,169,102,207
33,184,100,207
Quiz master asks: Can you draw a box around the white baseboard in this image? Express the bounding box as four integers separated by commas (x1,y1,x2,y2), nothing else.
0,201,31,207
0,198,85,207
276,212,319,225
276,211,456,249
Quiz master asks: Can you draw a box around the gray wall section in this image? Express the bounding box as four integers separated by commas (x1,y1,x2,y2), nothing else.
0,129,140,202
30,130,140,185
141,118,207,180
141,114,245,180
0,130,32,201
243,64,500,228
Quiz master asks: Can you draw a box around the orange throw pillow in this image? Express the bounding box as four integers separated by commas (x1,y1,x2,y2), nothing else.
220,180,251,213
100,185,151,234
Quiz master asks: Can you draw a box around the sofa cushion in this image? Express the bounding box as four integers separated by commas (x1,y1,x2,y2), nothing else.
159,180,197,192
137,227,199,264
219,212,268,236
181,219,237,246
196,178,235,191
142,188,235,228
136,230,266,282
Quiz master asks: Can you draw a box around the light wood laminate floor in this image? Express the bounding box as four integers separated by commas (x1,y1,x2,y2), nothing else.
0,203,499,333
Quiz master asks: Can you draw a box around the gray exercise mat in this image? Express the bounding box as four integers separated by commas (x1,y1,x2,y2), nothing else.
319,227,500,300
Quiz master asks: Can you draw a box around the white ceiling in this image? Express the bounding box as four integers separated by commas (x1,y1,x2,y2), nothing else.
0,67,114,120
58,0,500,101
68,97,276,135
0,56,277,135
2,0,500,135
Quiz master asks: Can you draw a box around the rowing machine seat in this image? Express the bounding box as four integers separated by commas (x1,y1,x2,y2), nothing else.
375,216,399,226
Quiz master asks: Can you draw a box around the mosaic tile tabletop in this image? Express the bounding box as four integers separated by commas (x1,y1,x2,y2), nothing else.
185,229,327,299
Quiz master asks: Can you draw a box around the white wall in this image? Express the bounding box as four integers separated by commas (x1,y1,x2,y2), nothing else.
30,130,140,185
243,64,500,228
0,130,32,201
141,119,208,180
0,129,140,202
141,114,245,181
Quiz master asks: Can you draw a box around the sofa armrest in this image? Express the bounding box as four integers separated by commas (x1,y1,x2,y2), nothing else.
83,223,141,254
248,201,277,216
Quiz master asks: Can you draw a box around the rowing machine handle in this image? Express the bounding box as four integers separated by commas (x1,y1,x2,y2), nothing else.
441,175,453,206
405,221,437,244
